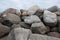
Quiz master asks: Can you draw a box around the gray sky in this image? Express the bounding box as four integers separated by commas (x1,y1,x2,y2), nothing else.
0,0,60,12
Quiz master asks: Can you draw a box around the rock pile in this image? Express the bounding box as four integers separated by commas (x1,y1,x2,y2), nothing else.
0,5,60,40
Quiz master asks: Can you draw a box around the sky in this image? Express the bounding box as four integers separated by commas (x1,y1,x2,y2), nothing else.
0,0,60,12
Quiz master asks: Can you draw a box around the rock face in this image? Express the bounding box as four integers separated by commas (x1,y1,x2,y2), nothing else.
7,28,32,40
24,15,41,24
43,10,57,26
0,23,10,38
29,34,60,40
2,13,21,24
47,6,58,12
47,32,60,38
31,22,49,34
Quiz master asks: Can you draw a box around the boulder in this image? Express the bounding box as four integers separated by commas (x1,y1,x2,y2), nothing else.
47,32,60,38
31,22,49,34
7,28,32,40
24,15,41,24
29,34,60,40
0,23,10,38
2,13,21,24
43,10,57,26
20,22,31,29
27,5,40,15
47,6,58,12
2,8,21,16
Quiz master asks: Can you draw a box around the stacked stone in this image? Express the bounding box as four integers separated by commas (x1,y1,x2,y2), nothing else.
0,5,60,40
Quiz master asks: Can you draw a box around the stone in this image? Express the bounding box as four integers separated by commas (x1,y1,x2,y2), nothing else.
2,13,21,24
0,36,8,40
50,27,58,32
43,10,57,26
47,32,60,38
20,22,31,29
2,8,21,16
47,6,58,12
24,15,41,24
31,22,49,34
29,34,60,40
11,24,21,29
54,11,60,16
27,5,40,15
0,23,10,38
7,28,32,40
20,9,28,16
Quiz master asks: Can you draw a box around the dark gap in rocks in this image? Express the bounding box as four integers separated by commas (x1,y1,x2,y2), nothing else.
2,20,13,27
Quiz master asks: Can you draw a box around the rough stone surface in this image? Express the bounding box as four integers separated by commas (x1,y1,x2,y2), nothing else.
20,22,31,29
47,32,60,38
43,10,57,26
2,13,21,24
0,36,8,40
31,22,49,34
24,15,41,24
2,8,21,16
27,5,40,15
0,23,10,38
7,28,32,40
29,34,60,40
47,6,58,12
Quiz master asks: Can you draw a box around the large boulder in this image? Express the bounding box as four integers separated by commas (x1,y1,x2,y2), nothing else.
47,32,60,38
27,5,41,15
2,8,21,16
31,22,49,34
43,10,57,26
2,13,21,24
7,28,32,40
47,6,58,12
24,15,41,24
0,23,10,38
29,34,60,40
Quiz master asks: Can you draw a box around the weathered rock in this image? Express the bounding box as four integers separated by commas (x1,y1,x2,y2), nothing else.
43,10,57,26
2,13,21,24
29,34,60,40
20,22,31,29
54,11,60,16
24,15,41,24
47,32,60,38
27,5,40,15
57,16,60,32
11,24,21,29
7,28,32,40
31,22,49,34
47,6,58,12
0,36,8,40
50,27,58,32
0,23,10,38
2,8,21,16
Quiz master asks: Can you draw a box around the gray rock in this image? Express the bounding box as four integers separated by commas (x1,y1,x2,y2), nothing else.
2,13,21,24
27,5,41,15
0,36,8,40
2,8,21,16
29,34,60,40
11,24,21,29
0,23,10,37
47,6,58,12
43,10,57,26
31,22,49,34
50,27,58,32
24,15,41,24
20,22,31,29
54,11,60,16
47,32,60,38
7,28,32,40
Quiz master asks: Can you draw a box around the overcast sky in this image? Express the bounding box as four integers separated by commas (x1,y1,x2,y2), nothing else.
0,0,60,12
